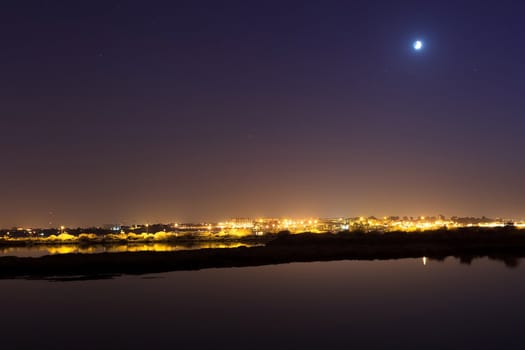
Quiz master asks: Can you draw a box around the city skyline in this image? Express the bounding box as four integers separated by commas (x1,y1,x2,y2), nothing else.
4,213,525,231
3,215,525,244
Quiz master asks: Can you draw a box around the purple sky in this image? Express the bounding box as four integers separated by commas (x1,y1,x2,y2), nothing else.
2,0,525,227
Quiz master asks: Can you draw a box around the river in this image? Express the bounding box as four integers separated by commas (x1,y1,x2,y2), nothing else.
0,257,523,349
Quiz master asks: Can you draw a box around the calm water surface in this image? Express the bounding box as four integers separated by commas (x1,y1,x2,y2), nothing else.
0,242,258,257
0,257,523,349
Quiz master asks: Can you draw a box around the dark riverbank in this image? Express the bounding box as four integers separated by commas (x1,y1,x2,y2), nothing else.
1,227,525,280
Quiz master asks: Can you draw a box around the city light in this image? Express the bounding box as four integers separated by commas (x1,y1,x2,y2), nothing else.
0,216,522,243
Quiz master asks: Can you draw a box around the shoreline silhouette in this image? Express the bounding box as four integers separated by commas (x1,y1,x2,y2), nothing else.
1,227,524,280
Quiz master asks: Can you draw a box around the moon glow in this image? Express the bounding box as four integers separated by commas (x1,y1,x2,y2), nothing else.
413,40,423,50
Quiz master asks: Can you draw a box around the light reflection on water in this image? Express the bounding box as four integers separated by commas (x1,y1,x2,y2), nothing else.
0,242,259,257
0,257,524,350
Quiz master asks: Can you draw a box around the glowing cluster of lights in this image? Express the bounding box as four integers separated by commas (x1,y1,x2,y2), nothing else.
2,217,524,242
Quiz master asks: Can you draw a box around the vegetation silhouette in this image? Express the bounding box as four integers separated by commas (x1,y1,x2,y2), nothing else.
1,227,525,280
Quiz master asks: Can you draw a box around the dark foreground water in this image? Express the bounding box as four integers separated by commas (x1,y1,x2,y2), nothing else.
0,257,523,350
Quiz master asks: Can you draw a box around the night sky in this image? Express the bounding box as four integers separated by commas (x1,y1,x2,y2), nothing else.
2,1,524,227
